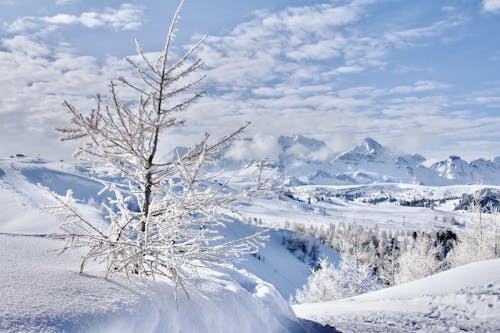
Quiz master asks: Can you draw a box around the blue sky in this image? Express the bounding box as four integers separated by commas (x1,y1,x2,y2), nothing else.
0,0,499,162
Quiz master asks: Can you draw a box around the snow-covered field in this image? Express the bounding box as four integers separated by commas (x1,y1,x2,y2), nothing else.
1,157,499,332
238,183,496,232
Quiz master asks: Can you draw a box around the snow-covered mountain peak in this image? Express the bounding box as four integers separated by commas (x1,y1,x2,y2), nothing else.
354,137,385,155
426,155,500,184
277,134,327,152
174,133,500,186
335,138,389,163
431,155,472,181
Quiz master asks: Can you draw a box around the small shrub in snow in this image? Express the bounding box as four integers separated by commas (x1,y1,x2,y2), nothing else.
294,258,338,303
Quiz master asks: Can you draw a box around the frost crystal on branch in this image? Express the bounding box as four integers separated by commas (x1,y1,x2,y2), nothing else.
52,0,275,287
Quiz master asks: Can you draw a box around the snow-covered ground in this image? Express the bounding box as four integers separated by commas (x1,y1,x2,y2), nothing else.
0,157,335,332
294,258,500,332
0,233,307,333
237,183,496,232
1,156,499,332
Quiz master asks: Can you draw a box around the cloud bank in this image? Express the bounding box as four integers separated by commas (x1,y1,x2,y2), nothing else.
0,0,498,162
483,0,500,13
6,4,142,33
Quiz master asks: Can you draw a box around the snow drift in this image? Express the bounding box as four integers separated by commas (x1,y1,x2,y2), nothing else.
0,157,331,332
294,258,500,332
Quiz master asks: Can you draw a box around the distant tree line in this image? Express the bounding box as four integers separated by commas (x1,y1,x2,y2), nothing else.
292,200,499,303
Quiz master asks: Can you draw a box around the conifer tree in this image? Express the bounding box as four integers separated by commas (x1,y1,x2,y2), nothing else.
294,256,378,303
50,0,274,288
446,197,498,267
396,233,440,283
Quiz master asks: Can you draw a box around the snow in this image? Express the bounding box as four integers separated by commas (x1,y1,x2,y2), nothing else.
0,158,339,299
0,234,304,333
294,258,500,332
235,182,498,233
1,156,499,332
222,136,500,186
227,226,341,298
0,158,330,332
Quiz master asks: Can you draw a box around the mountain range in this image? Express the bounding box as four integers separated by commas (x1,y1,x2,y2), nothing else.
221,135,500,186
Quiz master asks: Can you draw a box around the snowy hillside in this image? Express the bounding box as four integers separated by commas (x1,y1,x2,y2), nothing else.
0,157,344,332
2,155,498,236
222,135,500,186
1,155,499,332
0,235,303,333
294,258,500,332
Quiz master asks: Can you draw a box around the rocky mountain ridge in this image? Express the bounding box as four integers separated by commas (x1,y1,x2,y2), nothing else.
221,135,500,186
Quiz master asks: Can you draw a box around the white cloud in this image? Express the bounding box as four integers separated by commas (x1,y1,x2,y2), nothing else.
385,17,466,45
55,0,76,5
287,37,346,61
44,14,79,25
441,6,456,12
6,4,143,33
225,134,283,161
483,0,500,13
326,65,364,76
199,1,465,94
0,1,498,162
0,35,133,159
388,80,451,95
1,35,51,57
198,0,379,89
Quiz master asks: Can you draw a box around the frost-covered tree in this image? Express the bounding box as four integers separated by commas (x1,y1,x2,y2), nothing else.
446,198,499,267
338,255,378,296
396,233,440,284
49,0,274,288
294,258,340,303
294,256,378,303
331,221,377,269
378,237,400,286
